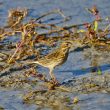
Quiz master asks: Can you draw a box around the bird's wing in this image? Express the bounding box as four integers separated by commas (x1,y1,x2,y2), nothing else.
43,48,61,59
37,49,61,64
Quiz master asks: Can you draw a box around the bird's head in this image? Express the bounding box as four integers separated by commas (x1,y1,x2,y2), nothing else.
59,41,73,54
60,39,84,50
60,41,72,49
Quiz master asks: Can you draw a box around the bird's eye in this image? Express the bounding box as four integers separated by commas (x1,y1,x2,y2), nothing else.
65,43,69,46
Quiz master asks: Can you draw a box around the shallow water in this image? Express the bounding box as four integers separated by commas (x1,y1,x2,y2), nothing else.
0,0,110,110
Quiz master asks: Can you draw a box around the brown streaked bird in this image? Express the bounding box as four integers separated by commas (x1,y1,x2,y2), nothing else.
27,40,83,83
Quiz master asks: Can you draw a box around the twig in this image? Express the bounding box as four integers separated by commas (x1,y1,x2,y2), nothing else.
35,9,70,21
7,41,24,63
55,86,72,92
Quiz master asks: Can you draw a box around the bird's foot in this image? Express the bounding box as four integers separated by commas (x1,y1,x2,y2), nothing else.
50,78,60,86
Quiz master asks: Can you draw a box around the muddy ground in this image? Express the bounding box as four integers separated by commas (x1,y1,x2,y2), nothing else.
0,0,110,110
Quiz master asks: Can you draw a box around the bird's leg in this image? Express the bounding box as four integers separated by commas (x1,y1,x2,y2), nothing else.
49,68,59,85
49,68,56,81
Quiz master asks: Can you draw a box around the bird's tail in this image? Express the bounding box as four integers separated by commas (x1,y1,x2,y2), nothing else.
20,61,39,65
29,61,39,64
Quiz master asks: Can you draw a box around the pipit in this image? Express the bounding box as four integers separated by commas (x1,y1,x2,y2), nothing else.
27,40,83,83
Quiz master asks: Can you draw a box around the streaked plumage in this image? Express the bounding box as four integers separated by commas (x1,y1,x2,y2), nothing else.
28,40,83,83
30,42,71,82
